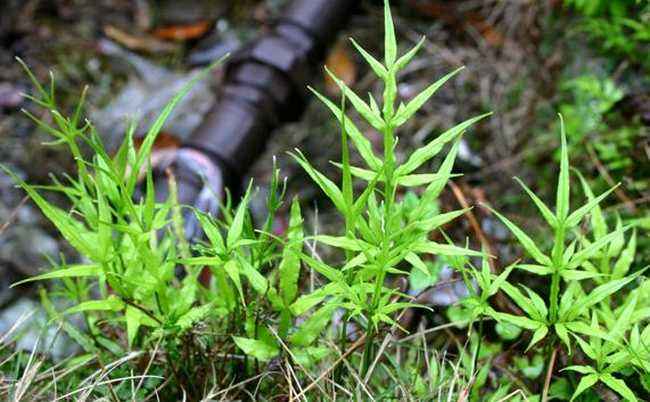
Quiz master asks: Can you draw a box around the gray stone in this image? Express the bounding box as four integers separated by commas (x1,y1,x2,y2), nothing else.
0,298,80,361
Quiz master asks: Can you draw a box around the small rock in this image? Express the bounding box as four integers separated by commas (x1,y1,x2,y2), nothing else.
417,265,473,306
0,82,23,108
0,298,80,361
92,39,217,151
0,260,21,307
0,224,60,276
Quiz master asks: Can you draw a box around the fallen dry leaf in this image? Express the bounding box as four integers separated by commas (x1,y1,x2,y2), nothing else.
152,21,212,41
407,0,504,47
103,25,177,53
324,41,357,96
134,131,181,151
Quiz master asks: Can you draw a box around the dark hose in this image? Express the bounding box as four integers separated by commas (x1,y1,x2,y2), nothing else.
151,0,358,238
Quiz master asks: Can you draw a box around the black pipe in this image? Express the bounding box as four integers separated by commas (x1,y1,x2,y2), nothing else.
152,0,357,236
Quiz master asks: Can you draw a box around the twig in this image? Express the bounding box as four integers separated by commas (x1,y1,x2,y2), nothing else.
542,346,557,402
121,298,163,325
451,182,523,316
0,196,28,236
448,182,493,264
293,334,367,400
55,375,164,401
134,336,163,397
586,146,636,213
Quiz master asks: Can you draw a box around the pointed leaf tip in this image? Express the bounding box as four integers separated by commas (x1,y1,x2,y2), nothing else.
383,0,397,67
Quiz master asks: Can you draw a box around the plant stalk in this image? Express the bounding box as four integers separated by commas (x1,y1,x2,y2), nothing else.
542,346,558,402
549,224,565,322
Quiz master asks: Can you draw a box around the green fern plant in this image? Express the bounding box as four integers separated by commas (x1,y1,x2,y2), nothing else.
285,0,489,374
481,116,647,401
6,57,226,352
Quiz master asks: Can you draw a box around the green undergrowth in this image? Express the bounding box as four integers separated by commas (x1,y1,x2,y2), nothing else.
1,1,648,400
565,0,650,71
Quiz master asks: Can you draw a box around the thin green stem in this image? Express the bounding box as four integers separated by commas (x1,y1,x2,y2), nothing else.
549,224,565,322
371,122,395,310
368,78,396,373
361,327,375,377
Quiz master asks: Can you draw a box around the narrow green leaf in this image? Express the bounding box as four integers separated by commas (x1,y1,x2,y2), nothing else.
290,303,337,347
383,0,397,67
608,294,637,348
332,163,460,188
2,166,101,261
125,306,143,348
396,113,491,176
499,282,542,321
39,289,97,353
573,336,597,360
556,114,570,222
177,256,222,266
238,256,268,295
290,283,344,316
325,67,384,131
570,374,599,401
527,326,549,352
488,263,516,297
127,55,228,193
291,346,330,368
314,235,369,251
13,264,101,287
567,273,640,320
349,38,387,78
16,57,49,102
342,252,368,271
554,323,571,353
522,285,548,319
599,374,638,402
563,365,596,375
560,269,603,281
340,94,353,219
380,302,427,315
227,182,252,249
143,160,155,230
176,304,212,331
412,208,469,233
64,296,124,315
291,150,346,214
233,337,279,362
412,241,483,257
309,87,381,170
576,170,607,239
568,227,627,269
494,312,542,330
330,163,378,182
514,177,558,228
279,198,304,305
405,252,429,276
484,205,552,266
95,179,111,261
194,211,225,252
298,252,344,283
564,320,609,340
224,259,245,306
410,140,460,222
612,230,636,279
392,67,465,127
565,185,618,228
608,216,625,256
517,264,553,275
394,36,425,72
398,173,461,187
